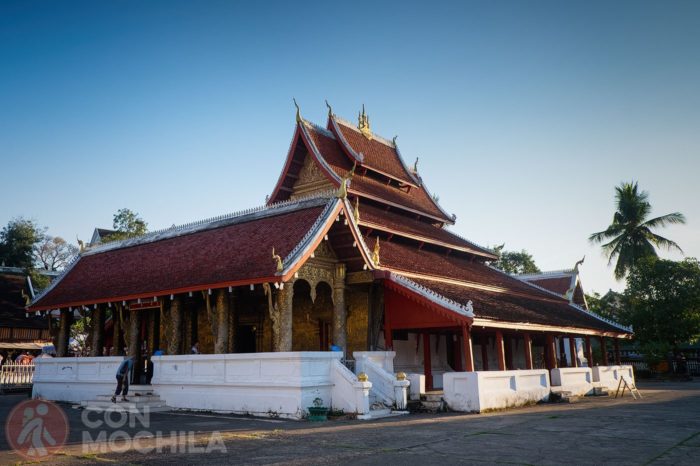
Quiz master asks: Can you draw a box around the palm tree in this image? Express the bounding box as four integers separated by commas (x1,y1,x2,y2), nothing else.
590,181,685,280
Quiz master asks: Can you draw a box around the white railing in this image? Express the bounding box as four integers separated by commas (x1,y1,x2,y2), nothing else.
354,351,410,410
443,369,550,413
331,359,371,417
32,356,124,402
0,363,35,391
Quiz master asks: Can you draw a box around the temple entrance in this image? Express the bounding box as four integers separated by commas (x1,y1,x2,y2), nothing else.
237,325,257,353
292,280,334,351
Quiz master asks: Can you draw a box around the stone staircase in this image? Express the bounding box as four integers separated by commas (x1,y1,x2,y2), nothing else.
81,385,171,413
359,394,408,420
419,391,445,413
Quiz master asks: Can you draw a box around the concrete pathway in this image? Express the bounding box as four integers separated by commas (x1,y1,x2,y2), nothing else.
1,380,699,465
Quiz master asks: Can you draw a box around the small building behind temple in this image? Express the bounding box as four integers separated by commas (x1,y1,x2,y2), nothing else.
27,104,633,418
1,266,54,353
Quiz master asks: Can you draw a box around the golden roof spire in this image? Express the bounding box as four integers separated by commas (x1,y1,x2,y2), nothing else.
293,98,301,123
371,236,380,267
358,104,372,139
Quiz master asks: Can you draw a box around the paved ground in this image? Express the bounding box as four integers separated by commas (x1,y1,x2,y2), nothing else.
1,380,699,465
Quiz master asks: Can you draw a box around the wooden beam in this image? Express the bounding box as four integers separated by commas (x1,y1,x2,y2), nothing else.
495,330,506,371
569,337,578,367
423,333,433,390
462,325,474,372
524,332,533,370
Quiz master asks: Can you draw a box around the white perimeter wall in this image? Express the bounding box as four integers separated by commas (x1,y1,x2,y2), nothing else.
550,367,594,396
592,365,635,392
32,357,124,403
151,352,369,419
443,370,550,413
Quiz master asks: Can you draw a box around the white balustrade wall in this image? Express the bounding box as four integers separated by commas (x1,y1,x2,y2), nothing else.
550,367,594,396
592,365,635,391
151,352,370,419
32,357,124,402
443,370,550,413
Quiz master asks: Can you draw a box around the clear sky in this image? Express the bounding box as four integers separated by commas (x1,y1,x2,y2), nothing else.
1,0,698,295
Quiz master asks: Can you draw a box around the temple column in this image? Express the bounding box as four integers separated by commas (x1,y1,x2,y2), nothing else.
215,289,229,354
113,306,123,355
585,336,594,367
127,310,141,359
481,335,489,370
169,296,183,355
90,305,105,357
495,330,506,371
332,264,347,353
546,334,557,370
569,336,578,367
423,333,433,389
462,325,474,372
277,284,293,352
524,332,533,370
613,339,621,365
600,336,609,365
56,308,72,357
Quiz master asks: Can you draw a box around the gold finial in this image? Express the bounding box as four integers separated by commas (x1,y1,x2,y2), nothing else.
353,197,360,223
272,247,283,272
325,99,333,117
357,372,369,382
412,157,419,174
396,372,407,381
336,162,356,199
77,235,85,252
358,104,372,139
21,289,31,306
293,98,301,123
371,236,380,267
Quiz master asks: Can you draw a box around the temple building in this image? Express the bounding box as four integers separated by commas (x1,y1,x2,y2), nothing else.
27,104,633,417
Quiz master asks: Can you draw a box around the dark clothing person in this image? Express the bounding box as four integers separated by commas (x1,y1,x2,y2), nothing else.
111,357,134,403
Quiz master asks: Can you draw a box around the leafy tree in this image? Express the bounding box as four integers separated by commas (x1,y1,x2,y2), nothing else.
623,257,700,359
490,244,541,275
586,290,626,323
108,208,148,241
0,217,45,269
33,236,78,271
590,181,685,280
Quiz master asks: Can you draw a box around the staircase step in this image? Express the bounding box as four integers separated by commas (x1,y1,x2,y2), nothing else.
95,394,162,402
83,405,171,414
420,400,444,412
82,400,167,410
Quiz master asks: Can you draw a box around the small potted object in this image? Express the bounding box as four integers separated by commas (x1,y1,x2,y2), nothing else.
307,397,329,421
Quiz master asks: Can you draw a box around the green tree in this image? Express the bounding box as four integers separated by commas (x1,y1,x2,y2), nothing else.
623,257,700,361
590,181,685,280
586,290,626,323
490,244,541,275
108,208,148,241
0,217,45,269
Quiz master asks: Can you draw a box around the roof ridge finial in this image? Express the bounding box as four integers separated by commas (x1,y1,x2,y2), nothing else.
293,98,301,123
325,99,333,118
353,196,360,223
272,247,283,273
371,236,380,267
336,162,356,199
412,157,419,174
358,104,372,139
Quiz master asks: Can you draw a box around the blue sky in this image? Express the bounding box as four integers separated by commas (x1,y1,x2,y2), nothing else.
1,0,698,294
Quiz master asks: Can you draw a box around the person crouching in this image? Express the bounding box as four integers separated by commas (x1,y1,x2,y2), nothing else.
111,356,134,403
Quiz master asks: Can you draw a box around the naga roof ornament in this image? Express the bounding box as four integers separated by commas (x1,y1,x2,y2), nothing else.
272,247,283,272
336,162,356,199
358,104,372,139
371,236,381,267
293,98,302,123
353,196,360,223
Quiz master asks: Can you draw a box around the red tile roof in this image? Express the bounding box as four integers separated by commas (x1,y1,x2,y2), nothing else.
305,124,454,223
332,118,416,184
358,203,496,259
29,198,334,311
525,276,571,296
374,238,628,334
1,272,48,329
